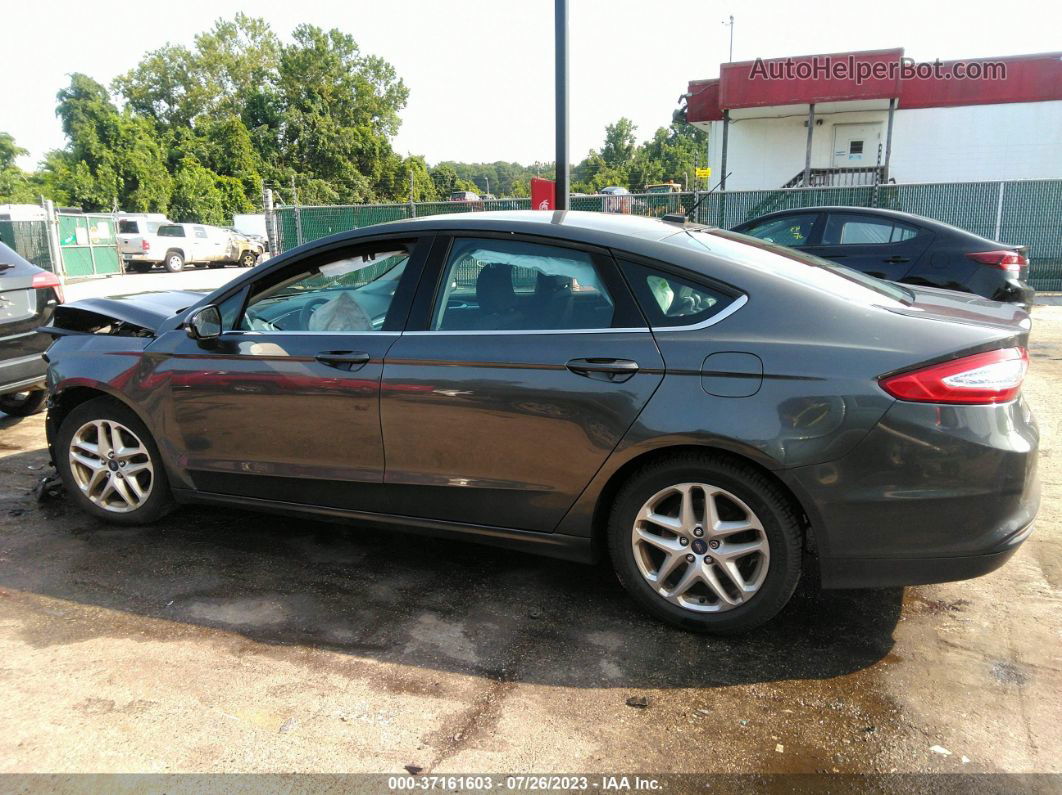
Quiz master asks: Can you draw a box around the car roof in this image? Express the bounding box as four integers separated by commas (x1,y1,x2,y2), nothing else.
738,205,996,241
377,209,683,243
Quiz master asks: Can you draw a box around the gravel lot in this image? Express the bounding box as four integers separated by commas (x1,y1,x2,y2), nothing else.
0,305,1058,776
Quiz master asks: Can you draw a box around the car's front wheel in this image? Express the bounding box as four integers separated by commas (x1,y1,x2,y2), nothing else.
608,453,802,633
0,389,47,417
239,251,258,268
55,397,173,524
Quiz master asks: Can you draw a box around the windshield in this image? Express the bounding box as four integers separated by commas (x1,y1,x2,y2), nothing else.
673,228,912,306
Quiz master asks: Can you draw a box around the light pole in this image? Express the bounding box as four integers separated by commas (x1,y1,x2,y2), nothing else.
555,0,569,210
723,15,734,62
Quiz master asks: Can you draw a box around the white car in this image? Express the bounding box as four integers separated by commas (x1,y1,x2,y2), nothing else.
121,222,261,273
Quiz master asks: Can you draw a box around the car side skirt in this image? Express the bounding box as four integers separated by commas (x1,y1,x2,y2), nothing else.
173,489,595,563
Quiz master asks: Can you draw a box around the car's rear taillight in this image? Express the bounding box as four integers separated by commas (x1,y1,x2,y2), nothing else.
966,250,1027,274
880,347,1027,404
31,271,64,304
141,239,151,251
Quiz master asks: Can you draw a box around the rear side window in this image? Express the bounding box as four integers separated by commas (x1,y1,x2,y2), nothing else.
158,225,185,237
740,213,818,246
822,214,918,245
432,238,617,331
620,261,735,328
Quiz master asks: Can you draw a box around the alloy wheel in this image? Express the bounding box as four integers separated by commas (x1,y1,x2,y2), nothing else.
631,482,770,612
68,419,154,513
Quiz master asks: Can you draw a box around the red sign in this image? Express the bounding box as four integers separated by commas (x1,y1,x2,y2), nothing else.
530,178,556,210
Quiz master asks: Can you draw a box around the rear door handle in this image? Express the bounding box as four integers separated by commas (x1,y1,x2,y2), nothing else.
315,351,371,371
884,256,911,264
566,358,639,382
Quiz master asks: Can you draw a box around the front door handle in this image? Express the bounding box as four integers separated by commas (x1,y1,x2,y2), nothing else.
315,351,371,371
566,358,639,383
883,255,911,264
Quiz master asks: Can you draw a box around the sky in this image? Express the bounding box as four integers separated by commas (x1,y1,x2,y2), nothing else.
3,0,1058,170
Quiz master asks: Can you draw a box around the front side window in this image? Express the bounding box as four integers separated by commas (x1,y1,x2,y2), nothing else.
621,261,733,328
238,247,411,332
740,214,818,247
432,238,615,331
821,214,918,245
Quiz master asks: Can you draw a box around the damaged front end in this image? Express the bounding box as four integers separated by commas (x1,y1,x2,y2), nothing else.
38,290,205,339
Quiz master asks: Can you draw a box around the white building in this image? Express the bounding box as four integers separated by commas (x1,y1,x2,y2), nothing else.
685,49,1062,191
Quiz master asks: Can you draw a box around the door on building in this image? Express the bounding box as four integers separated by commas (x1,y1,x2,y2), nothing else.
832,123,883,168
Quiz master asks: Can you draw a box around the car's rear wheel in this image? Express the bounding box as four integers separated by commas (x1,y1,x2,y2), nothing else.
0,389,47,417
163,251,184,273
608,453,801,633
55,397,173,524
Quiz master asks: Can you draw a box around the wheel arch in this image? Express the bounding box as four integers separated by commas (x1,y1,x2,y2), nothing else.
47,384,152,452
589,444,816,561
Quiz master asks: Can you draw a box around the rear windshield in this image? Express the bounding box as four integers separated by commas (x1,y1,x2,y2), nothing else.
158,225,185,237
674,228,912,305
118,220,139,233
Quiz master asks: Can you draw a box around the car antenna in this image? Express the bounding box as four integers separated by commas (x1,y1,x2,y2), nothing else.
662,171,732,225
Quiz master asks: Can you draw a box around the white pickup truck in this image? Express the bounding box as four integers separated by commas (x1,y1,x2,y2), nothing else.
118,219,263,273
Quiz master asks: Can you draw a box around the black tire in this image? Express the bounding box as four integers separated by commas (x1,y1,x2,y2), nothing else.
0,389,47,417
607,453,802,634
164,251,185,273
55,396,174,525
127,261,152,274
239,251,257,268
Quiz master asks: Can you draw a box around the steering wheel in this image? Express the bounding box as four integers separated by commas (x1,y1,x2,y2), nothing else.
299,297,331,330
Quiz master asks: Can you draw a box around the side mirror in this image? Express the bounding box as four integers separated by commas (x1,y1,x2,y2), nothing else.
186,305,222,342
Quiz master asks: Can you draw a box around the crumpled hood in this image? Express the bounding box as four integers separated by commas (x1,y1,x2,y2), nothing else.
49,290,208,335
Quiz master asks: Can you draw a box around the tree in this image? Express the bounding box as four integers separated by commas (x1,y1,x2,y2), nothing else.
46,74,172,212
601,118,638,169
0,132,39,204
169,157,226,224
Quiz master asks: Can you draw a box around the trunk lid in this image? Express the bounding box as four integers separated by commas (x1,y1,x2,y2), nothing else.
887,283,1031,337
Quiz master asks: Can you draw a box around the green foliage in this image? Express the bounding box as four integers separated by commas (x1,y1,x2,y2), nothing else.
0,132,39,203
13,15,703,222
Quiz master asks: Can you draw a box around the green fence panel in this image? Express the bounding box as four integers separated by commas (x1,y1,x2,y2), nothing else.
0,220,53,272
57,214,120,277
274,180,1062,291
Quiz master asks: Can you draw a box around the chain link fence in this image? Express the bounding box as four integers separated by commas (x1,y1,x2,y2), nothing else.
275,179,1062,290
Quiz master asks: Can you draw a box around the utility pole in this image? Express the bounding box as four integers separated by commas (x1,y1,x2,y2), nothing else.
723,15,734,62
554,0,570,210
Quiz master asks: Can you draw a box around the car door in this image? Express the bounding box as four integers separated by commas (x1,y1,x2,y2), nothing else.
192,226,211,262
802,212,932,281
379,234,665,533
151,235,429,508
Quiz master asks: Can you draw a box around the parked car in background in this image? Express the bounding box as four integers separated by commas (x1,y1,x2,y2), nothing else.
117,214,173,272
40,211,1038,633
449,191,481,202
480,193,497,201
123,223,261,273
223,229,266,267
599,186,632,214
0,241,61,416
645,182,683,194
733,207,1034,307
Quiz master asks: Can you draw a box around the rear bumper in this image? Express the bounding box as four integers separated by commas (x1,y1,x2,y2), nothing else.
783,396,1040,589
818,519,1034,589
0,352,47,395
